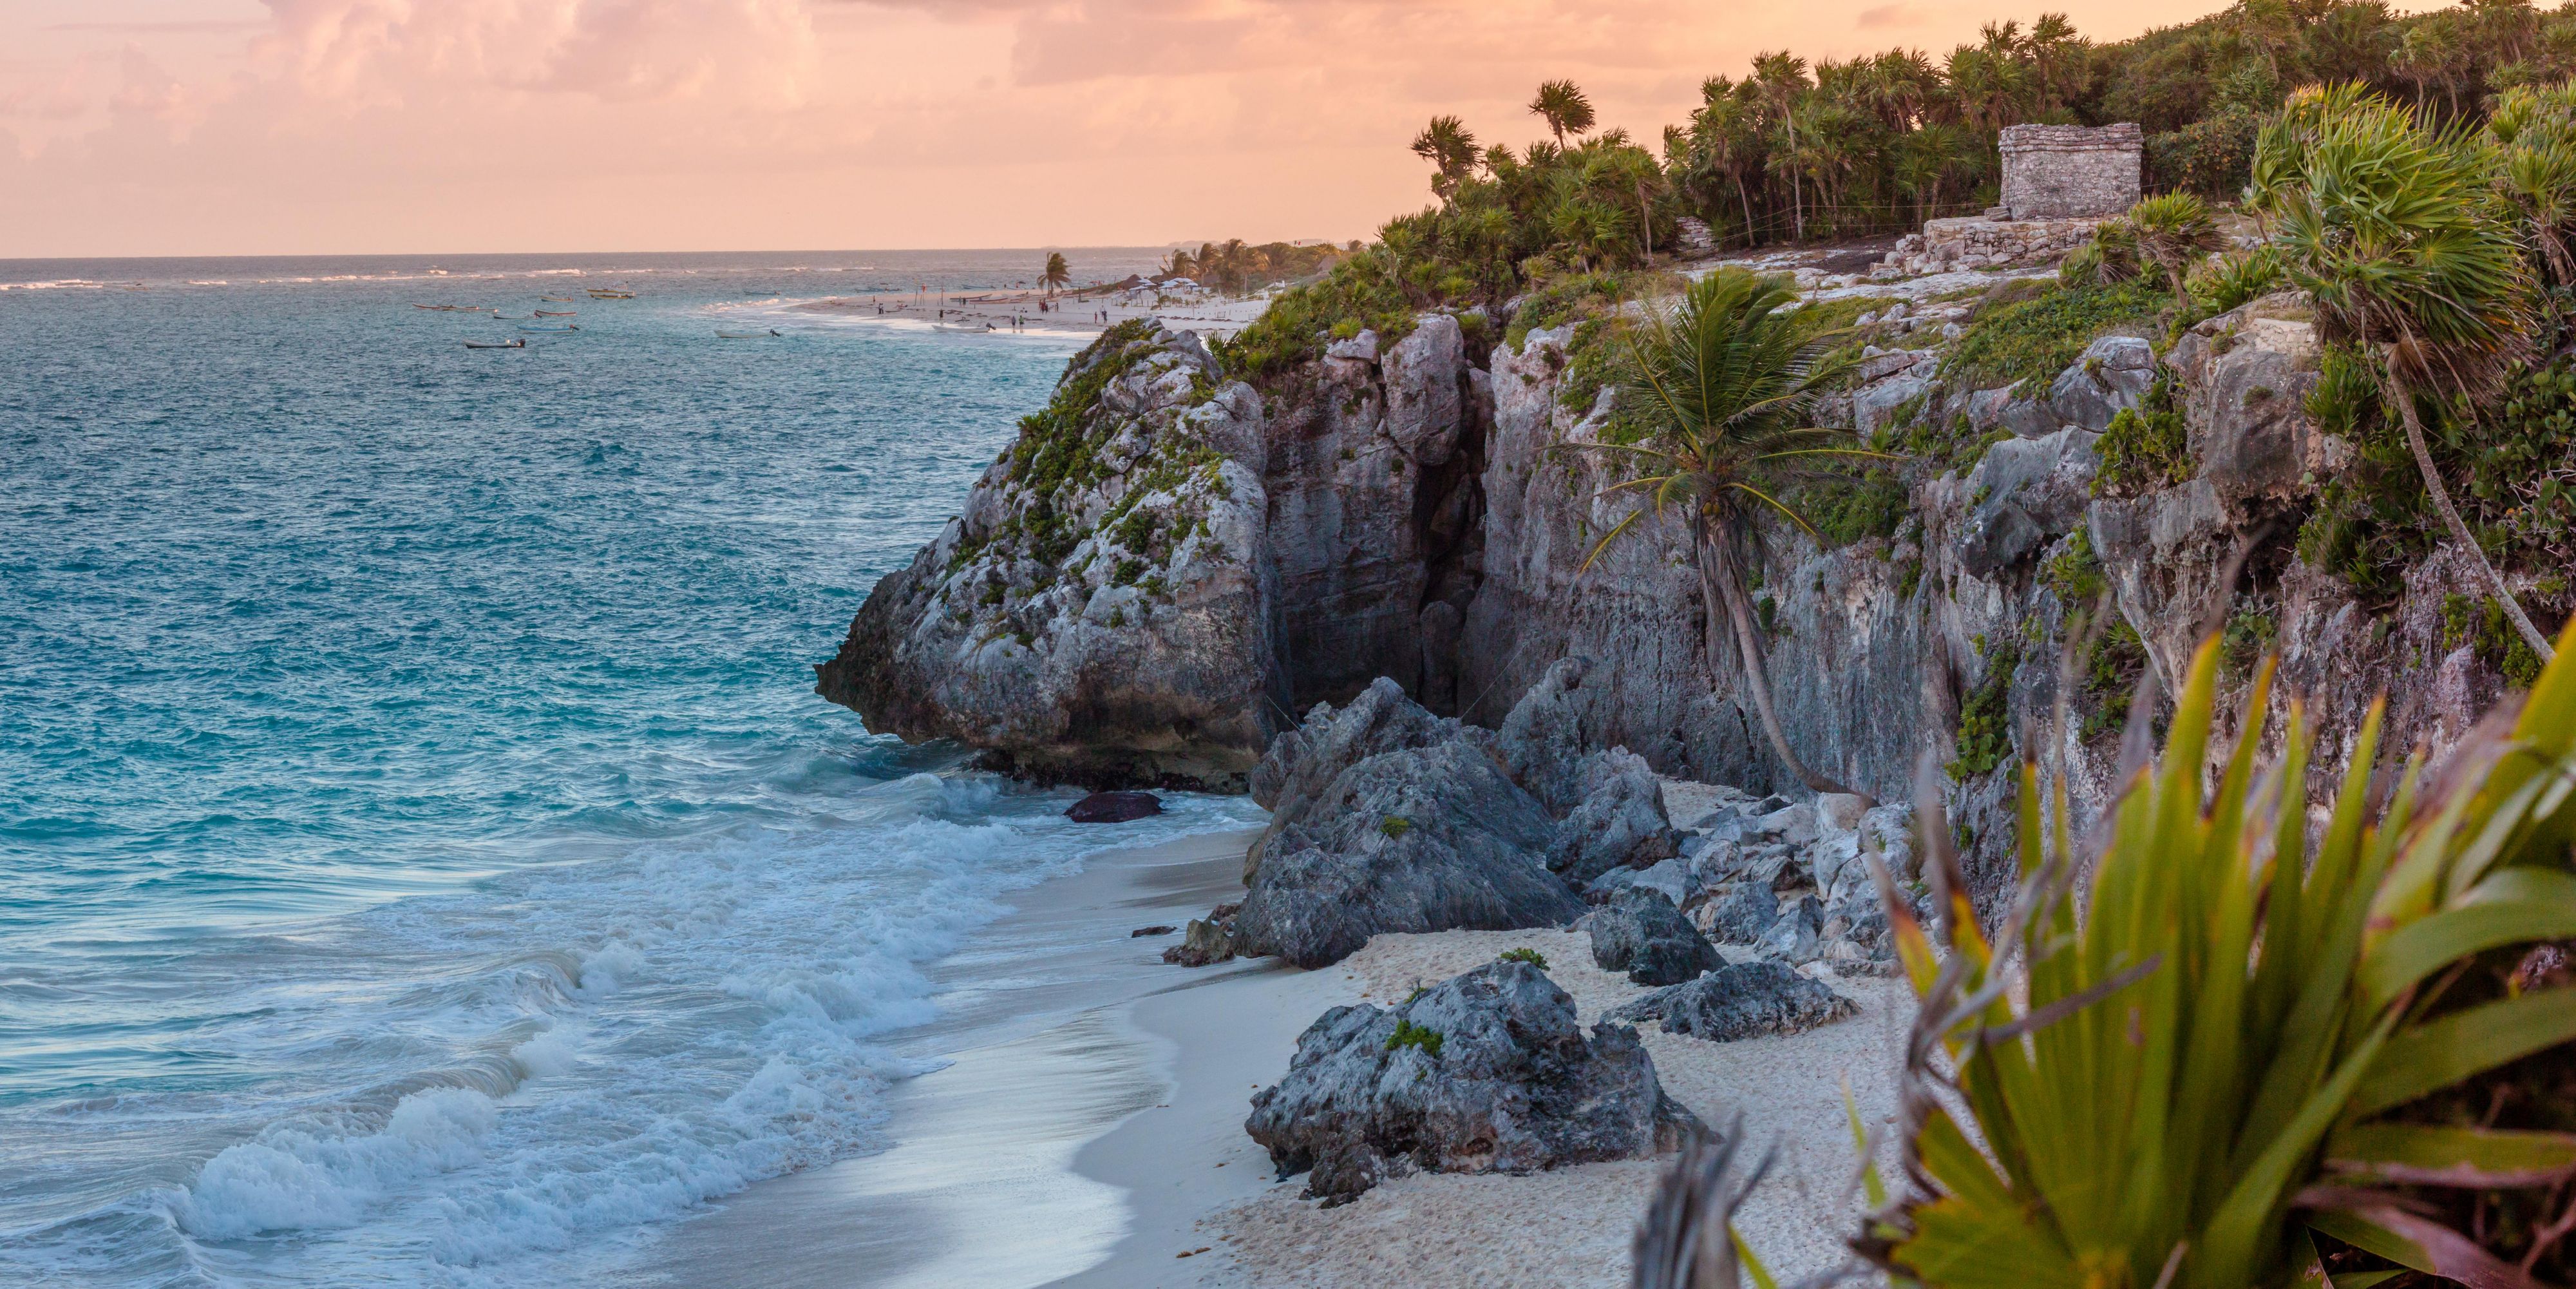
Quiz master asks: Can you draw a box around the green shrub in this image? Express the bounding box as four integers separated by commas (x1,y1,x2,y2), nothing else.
2445,593,2549,688
1497,948,1549,969
1946,642,2019,781
1385,1019,1444,1057
1379,815,1413,838
2094,376,2192,497
1799,468,1909,547
2188,245,2285,314
2041,526,2106,604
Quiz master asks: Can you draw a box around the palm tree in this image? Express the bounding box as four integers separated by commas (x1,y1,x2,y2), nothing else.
1410,115,1481,204
1574,269,1880,800
1530,79,1597,148
1040,252,1071,296
2125,192,2226,302
2255,84,2557,659
1750,53,1810,239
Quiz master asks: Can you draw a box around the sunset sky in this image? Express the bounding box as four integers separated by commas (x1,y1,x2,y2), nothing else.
6,0,2295,258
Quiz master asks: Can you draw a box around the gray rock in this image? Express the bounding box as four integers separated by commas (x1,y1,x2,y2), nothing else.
1382,315,1466,467
1247,677,1451,875
1231,738,1583,969
1957,426,2101,577
1809,831,1868,906
1861,803,1917,884
1853,373,1934,441
1495,656,1598,815
1324,330,1379,363
1997,394,2061,439
1546,748,1681,885
1756,894,1826,964
1701,883,1781,945
1606,960,1859,1041
1162,914,1238,967
1586,856,1694,904
1245,961,1701,1200
1588,888,1721,986
1750,805,1817,848
2046,334,2155,432
1853,349,1924,383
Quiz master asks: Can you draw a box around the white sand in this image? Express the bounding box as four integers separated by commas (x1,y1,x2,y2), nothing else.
1063,924,1912,1288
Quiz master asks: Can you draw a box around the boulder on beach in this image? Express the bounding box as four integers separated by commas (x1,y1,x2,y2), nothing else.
1587,888,1721,986
1229,738,1582,969
1608,960,1858,1042
1699,882,1781,946
1066,790,1162,823
1544,748,1681,886
1245,960,1701,1201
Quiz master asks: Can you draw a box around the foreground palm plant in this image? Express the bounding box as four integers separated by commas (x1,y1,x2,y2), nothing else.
1868,611,2576,1287
2253,82,2556,661
1576,269,1877,801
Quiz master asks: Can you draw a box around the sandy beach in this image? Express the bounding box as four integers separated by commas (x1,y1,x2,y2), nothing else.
786,286,1275,341
658,781,1913,1289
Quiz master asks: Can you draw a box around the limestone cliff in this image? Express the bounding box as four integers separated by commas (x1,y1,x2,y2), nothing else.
824,287,2545,904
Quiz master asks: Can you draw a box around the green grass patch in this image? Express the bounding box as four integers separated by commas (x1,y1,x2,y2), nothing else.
1942,280,2169,390
1385,1019,1444,1057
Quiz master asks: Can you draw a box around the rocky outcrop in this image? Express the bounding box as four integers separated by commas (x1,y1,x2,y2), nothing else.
1245,960,1700,1200
815,321,1280,788
1607,960,1859,1041
1587,888,1721,986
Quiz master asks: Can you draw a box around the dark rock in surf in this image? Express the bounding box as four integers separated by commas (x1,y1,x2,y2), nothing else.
1066,790,1163,823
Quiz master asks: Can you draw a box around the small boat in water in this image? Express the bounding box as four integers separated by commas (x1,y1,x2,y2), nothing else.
586,289,634,300
535,309,577,317
540,295,580,302
716,329,782,339
520,323,580,333
464,339,527,349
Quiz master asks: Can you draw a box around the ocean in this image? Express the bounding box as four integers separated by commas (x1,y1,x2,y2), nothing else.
0,251,1262,1286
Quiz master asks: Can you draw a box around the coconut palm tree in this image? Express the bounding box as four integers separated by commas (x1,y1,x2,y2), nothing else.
2255,84,2557,659
1575,269,1880,800
1530,79,1596,148
1040,252,1071,296
2126,192,2228,302
1410,114,1481,205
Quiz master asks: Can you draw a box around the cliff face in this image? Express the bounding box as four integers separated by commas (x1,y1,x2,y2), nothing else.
814,322,1283,787
825,290,2534,892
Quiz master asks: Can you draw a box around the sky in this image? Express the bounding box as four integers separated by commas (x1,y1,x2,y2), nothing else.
3,0,2266,258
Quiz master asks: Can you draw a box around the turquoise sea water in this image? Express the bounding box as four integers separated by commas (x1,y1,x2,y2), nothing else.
0,253,1257,1286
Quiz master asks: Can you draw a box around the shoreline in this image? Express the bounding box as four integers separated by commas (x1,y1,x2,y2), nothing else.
651,789,1914,1289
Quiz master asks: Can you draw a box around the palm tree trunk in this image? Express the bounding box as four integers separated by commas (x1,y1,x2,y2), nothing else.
1695,520,1871,802
2383,355,2558,660
1734,175,1755,246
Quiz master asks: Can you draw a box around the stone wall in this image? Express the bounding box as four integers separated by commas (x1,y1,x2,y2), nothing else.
1878,216,2103,276
1998,123,2141,219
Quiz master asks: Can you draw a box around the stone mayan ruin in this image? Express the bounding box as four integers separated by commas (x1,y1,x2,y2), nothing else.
1998,122,2143,220
1876,122,2143,278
